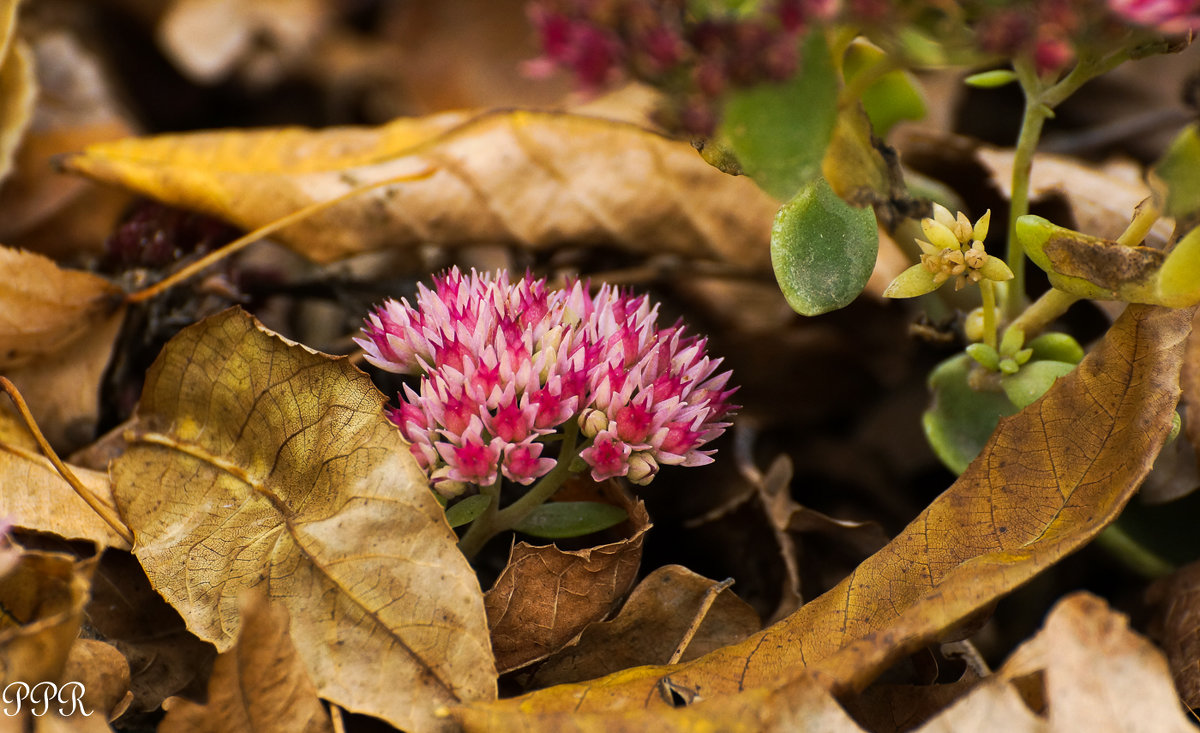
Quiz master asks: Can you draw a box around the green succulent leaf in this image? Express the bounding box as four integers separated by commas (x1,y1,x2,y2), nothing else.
923,353,1018,475
1027,332,1085,364
1001,360,1077,410
771,177,879,315
844,39,926,137
1154,123,1200,224
445,494,492,528
1016,215,1200,306
720,30,838,200
511,501,629,539
963,69,1018,88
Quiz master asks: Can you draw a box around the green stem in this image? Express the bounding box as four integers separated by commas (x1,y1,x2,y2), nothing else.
979,279,998,350
1002,46,1135,322
1005,288,1080,341
1004,56,1049,321
456,420,583,559
456,476,502,559
1096,524,1175,580
493,420,583,533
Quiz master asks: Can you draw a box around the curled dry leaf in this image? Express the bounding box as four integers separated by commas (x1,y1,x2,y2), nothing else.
159,592,332,733
61,639,131,722
0,443,129,550
454,304,1191,717
917,593,1194,733
531,564,761,688
0,551,94,685
485,482,649,674
84,550,216,715
62,110,777,267
1178,306,1200,478
110,307,495,733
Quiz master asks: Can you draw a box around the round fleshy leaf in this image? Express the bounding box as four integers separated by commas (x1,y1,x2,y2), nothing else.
446,494,492,528
1001,360,1078,410
923,353,1018,475
512,502,629,540
1154,123,1200,223
1028,332,1085,364
720,31,837,200
771,177,878,315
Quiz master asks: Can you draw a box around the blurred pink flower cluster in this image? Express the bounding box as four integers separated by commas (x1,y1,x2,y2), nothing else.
358,268,736,494
1108,0,1200,32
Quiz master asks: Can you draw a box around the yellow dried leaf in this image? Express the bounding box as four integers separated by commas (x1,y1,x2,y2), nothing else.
62,110,776,266
455,304,1191,717
0,443,129,550
159,593,332,733
110,307,495,733
0,39,35,186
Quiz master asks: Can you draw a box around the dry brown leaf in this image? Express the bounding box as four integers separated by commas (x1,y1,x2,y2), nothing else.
1179,306,1200,481
455,303,1191,716
0,443,129,549
919,593,1193,732
0,30,135,257
486,481,649,674
2,304,125,452
0,39,34,186
62,110,777,267
531,564,760,688
61,639,131,722
1146,559,1200,708
0,247,123,369
159,592,332,733
110,307,494,732
978,146,1172,244
0,551,93,685
84,550,215,715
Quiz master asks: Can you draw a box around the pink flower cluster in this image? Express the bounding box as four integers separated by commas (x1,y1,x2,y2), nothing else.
357,268,736,494
1109,0,1200,32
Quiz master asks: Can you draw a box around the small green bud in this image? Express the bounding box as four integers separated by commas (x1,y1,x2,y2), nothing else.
1014,348,1033,366
1000,327,1025,357
964,69,1018,88
966,343,1001,371
999,357,1020,375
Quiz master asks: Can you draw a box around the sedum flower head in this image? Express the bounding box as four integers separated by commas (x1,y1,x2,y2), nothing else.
357,268,736,494
884,205,1013,299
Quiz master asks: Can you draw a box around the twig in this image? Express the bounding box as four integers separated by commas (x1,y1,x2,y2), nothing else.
0,377,134,546
125,167,435,304
668,577,735,665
